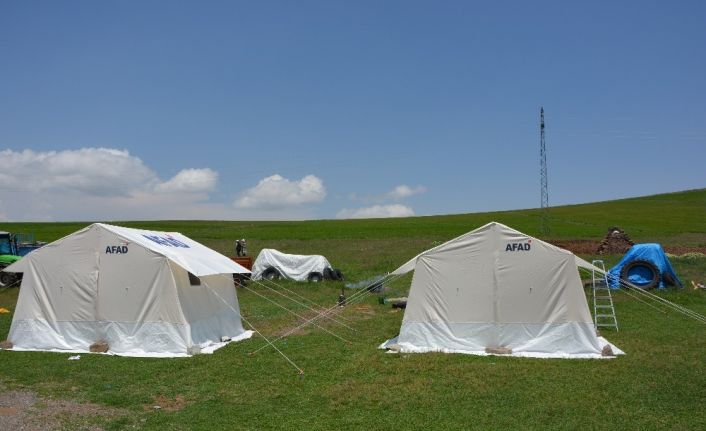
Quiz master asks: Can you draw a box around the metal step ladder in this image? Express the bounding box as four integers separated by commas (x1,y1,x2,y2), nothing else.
591,260,618,332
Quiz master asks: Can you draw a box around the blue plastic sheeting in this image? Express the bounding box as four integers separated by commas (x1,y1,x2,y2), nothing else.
608,243,682,289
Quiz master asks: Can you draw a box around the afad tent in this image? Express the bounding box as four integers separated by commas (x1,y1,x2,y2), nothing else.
381,222,623,359
4,223,252,357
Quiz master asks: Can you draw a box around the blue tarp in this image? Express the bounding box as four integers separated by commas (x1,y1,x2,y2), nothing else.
608,243,682,289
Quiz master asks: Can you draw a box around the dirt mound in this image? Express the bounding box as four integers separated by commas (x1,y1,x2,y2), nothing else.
597,227,634,255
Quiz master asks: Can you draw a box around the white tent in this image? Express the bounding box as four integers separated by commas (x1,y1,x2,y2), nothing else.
381,222,623,359
4,223,253,357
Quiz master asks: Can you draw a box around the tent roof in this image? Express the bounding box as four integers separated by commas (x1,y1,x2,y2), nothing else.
7,223,249,277
391,221,602,275
99,224,250,276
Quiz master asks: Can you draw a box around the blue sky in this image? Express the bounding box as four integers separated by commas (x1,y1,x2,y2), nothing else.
1,1,704,221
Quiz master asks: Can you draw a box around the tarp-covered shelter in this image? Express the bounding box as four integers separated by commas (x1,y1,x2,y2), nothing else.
608,243,682,289
381,222,622,359
4,223,252,357
252,248,333,281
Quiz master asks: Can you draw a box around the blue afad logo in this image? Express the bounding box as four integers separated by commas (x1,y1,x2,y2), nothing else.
106,245,128,254
142,234,190,248
505,241,531,252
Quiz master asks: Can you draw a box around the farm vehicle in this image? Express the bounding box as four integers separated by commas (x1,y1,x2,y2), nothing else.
0,232,46,286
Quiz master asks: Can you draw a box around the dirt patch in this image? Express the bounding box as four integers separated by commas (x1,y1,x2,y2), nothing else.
0,390,37,431
338,304,377,321
267,312,322,338
548,240,706,256
663,246,706,255
549,240,602,255
353,305,376,315
266,304,370,337
144,395,189,412
272,325,312,337
0,386,129,431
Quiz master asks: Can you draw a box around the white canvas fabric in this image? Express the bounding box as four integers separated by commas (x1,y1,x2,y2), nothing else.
251,248,332,281
381,222,623,359
5,223,253,357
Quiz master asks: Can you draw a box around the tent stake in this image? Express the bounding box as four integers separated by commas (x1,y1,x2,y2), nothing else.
338,285,346,307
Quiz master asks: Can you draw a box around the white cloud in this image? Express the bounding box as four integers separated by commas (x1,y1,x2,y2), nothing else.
234,174,326,210
0,148,157,196
0,148,226,221
0,148,337,221
0,148,331,221
0,149,221,197
155,168,218,193
337,184,425,219
349,184,427,203
385,185,427,200
336,204,415,219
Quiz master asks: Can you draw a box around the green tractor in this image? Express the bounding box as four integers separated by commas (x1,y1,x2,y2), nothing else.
0,231,45,287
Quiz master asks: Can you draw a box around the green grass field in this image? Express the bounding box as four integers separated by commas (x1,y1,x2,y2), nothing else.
1,189,705,430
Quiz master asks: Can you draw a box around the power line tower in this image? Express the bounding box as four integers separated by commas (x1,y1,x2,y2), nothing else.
539,107,550,236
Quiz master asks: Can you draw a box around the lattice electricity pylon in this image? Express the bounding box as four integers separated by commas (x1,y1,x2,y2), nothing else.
539,107,550,236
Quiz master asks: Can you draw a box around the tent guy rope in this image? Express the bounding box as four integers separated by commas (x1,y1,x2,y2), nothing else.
582,266,706,324
239,281,353,345
249,278,356,331
249,272,407,355
256,276,355,323
202,276,305,376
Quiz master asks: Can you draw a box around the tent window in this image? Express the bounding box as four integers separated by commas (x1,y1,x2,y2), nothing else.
188,272,201,286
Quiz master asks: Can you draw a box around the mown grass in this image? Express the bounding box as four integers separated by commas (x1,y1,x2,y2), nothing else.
0,188,705,430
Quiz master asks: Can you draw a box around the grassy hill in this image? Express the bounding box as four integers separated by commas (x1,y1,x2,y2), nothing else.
0,188,704,430
4,188,706,243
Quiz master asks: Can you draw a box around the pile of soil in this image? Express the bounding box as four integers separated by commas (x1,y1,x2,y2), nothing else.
597,227,634,255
